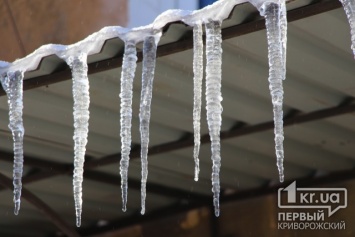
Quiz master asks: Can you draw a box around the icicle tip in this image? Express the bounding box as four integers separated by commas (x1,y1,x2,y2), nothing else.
76,216,81,227
279,174,284,183
214,209,220,217
140,208,145,215
14,201,20,215
122,202,127,212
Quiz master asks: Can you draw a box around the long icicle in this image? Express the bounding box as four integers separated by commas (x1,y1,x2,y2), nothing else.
66,53,90,227
339,0,355,57
205,20,223,217
1,71,25,215
140,35,160,215
192,23,204,182
119,41,138,212
259,0,287,182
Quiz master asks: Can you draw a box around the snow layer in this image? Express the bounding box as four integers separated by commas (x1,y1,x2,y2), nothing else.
0,0,285,74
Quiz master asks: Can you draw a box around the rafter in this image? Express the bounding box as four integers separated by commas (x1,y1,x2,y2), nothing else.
84,99,355,168
0,151,210,201
0,99,354,203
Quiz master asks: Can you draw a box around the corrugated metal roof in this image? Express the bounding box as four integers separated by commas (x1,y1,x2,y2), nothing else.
1,0,355,236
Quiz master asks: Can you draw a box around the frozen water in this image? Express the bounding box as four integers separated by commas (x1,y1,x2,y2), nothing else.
339,0,355,57
152,9,191,30
0,0,295,220
139,35,160,215
183,0,245,25
66,53,90,227
280,1,287,79
119,42,138,212
0,71,25,215
192,23,204,182
205,21,223,217
259,0,287,182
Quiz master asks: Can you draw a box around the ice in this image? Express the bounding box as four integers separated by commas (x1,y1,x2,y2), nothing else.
192,23,204,182
182,0,244,25
152,9,191,30
0,0,281,76
119,41,138,212
0,26,127,74
339,0,355,57
258,0,287,182
0,71,25,215
139,35,161,215
280,2,287,79
205,21,223,217
65,53,90,227
0,61,10,68
0,0,295,220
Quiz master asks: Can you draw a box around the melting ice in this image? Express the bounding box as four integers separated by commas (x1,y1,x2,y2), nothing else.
66,53,90,227
119,41,138,212
0,71,25,215
0,0,300,221
205,20,223,217
339,0,355,57
258,0,287,182
139,35,160,215
192,23,204,182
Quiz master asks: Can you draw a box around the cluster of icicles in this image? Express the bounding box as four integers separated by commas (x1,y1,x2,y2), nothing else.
1,0,354,227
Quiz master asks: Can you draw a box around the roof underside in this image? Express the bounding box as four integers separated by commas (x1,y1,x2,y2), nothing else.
1,0,355,236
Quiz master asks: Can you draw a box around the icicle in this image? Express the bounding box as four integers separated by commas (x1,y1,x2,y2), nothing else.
66,53,90,227
0,71,25,215
259,0,287,183
139,35,160,215
280,2,287,79
119,41,138,212
339,0,355,57
192,23,204,182
205,21,223,217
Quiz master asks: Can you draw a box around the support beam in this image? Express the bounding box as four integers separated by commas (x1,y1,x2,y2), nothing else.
0,100,355,203
0,101,354,195
0,0,342,96
84,170,210,201
0,151,209,201
85,100,355,168
0,172,80,237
